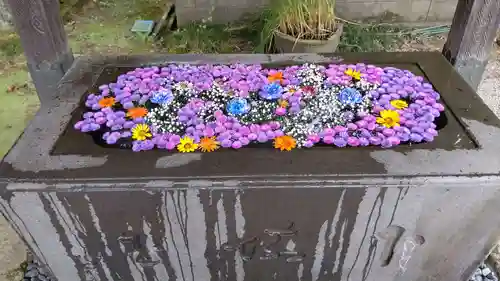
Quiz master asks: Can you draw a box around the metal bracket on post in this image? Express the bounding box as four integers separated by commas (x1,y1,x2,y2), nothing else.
5,0,74,106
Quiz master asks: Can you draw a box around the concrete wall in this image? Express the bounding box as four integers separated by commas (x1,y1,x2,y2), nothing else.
176,0,458,26
0,0,12,30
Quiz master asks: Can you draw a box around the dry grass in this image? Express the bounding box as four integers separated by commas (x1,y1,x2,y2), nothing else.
274,0,337,40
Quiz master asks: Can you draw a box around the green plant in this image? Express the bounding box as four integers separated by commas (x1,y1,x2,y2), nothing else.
0,34,22,58
258,0,337,51
338,23,407,52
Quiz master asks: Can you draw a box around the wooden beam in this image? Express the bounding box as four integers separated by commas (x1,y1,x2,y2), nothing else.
442,0,500,91
5,0,74,105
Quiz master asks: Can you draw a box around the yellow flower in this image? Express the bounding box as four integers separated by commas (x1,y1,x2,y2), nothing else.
131,124,152,141
376,110,400,128
274,135,297,151
199,136,219,152
390,99,408,109
278,99,289,108
177,136,198,153
345,68,361,80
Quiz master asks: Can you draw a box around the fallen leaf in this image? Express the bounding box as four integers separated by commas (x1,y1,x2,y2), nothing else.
7,85,17,92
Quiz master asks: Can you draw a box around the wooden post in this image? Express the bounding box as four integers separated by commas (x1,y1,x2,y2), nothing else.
5,0,74,105
442,0,500,91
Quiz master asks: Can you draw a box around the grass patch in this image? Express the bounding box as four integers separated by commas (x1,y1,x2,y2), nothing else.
0,33,22,59
161,15,265,54
0,69,39,158
68,22,152,54
60,0,165,22
92,0,165,21
338,23,409,52
4,261,27,281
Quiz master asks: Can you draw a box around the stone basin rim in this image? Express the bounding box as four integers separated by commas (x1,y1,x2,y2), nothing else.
1,52,500,181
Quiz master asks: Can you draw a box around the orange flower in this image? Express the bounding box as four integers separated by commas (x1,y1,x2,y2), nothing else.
268,71,284,84
278,99,289,108
199,136,220,152
127,107,148,119
98,97,115,108
274,135,297,151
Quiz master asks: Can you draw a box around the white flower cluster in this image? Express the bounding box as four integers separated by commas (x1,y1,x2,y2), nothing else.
296,64,325,89
172,81,196,101
239,97,277,124
281,87,345,146
145,106,185,134
199,82,230,105
279,66,380,146
197,101,222,123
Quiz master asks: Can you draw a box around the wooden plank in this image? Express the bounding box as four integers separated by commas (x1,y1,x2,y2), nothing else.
442,0,500,91
5,0,74,105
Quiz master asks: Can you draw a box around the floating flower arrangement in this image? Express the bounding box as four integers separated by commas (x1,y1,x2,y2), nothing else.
74,63,445,152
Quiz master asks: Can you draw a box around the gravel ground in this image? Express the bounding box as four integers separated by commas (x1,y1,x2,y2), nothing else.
476,49,500,118
23,259,55,281
471,42,500,281
0,218,27,281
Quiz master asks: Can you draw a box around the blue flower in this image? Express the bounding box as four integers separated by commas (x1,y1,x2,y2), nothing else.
226,98,250,116
259,83,284,100
338,88,363,105
150,88,174,106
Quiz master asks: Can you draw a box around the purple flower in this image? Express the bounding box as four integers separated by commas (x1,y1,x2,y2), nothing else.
106,132,121,144
77,63,445,151
333,138,347,147
410,133,423,143
303,140,314,148
259,83,284,100
257,133,268,143
232,141,243,149
347,137,360,147
381,138,393,148
358,137,370,146
323,136,334,144
275,107,287,116
221,139,232,148
342,111,355,122
123,102,135,109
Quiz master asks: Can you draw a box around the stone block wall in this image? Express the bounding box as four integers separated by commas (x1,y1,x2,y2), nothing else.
176,0,458,26
0,0,12,30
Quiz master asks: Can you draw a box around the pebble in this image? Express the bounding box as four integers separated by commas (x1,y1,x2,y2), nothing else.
25,269,39,278
23,260,56,281
469,263,498,281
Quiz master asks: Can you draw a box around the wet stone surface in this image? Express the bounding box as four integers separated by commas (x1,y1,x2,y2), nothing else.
2,53,500,281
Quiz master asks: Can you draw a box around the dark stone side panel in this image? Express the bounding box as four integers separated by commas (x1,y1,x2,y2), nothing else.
0,186,432,281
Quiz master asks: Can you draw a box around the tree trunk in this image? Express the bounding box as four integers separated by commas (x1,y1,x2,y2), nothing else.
0,0,12,30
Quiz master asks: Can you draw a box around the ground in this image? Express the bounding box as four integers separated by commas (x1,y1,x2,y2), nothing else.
0,1,499,280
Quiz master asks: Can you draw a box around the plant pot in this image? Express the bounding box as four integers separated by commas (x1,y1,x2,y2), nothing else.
274,23,344,53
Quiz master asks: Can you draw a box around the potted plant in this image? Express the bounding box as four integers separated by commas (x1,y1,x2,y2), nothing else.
261,0,343,53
